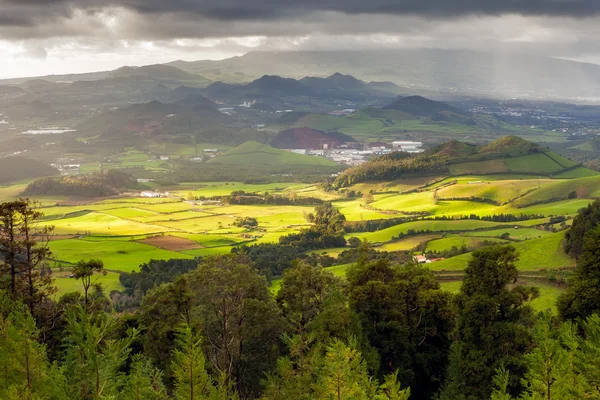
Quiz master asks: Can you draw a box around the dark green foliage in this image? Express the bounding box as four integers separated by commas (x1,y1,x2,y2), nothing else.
559,225,600,321
347,258,455,399
439,245,534,400
221,191,324,206
120,258,200,297
233,216,259,228
233,243,301,279
0,198,55,318
0,156,59,184
313,203,346,235
139,254,284,398
334,154,447,187
23,169,139,197
565,199,600,259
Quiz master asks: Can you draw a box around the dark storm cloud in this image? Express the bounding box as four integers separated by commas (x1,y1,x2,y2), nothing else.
1,0,599,29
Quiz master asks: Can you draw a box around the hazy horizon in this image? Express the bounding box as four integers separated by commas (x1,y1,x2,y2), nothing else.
3,0,600,79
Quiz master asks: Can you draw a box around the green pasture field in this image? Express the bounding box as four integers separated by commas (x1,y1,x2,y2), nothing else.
544,152,576,168
436,180,553,204
527,282,564,313
425,236,509,252
449,160,509,175
500,199,592,216
348,220,515,243
54,271,124,296
134,210,214,223
350,177,437,195
513,176,600,207
45,212,170,236
49,238,192,272
181,246,235,257
332,200,400,221
176,182,305,197
505,153,564,174
135,202,195,213
147,142,233,156
462,227,553,240
429,232,573,271
170,233,240,247
438,279,563,313
379,235,441,252
553,167,599,179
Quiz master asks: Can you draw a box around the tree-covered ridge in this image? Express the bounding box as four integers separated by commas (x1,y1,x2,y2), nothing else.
334,136,567,187
23,169,141,197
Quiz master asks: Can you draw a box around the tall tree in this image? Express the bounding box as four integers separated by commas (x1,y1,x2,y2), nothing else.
72,259,106,312
347,258,454,399
558,225,600,320
439,245,534,400
0,291,68,400
187,254,284,398
277,262,359,365
171,323,218,400
0,199,55,316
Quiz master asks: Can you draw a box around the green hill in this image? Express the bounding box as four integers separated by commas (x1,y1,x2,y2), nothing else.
0,157,59,183
207,141,337,166
335,136,587,187
383,95,471,120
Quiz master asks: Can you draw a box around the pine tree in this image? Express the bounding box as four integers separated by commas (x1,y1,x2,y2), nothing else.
519,312,584,400
120,354,168,400
171,323,218,400
63,305,137,400
0,291,68,400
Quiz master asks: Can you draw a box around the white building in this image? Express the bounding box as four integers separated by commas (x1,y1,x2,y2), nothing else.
392,141,424,153
141,191,162,198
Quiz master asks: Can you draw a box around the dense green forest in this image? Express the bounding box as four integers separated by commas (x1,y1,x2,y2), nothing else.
4,199,600,399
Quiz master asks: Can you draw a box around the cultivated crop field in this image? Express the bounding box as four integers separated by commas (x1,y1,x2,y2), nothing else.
4,171,594,310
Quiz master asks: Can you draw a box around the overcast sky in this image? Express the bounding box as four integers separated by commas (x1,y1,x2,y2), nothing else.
1,0,600,79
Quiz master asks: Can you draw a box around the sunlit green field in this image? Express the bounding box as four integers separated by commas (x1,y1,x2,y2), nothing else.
54,271,124,296
0,173,589,310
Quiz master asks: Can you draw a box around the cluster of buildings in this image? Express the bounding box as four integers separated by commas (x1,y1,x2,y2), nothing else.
287,140,424,166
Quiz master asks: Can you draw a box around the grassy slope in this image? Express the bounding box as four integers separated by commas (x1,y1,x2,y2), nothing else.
436,180,553,204
504,153,565,174
207,141,336,166
49,238,193,272
513,176,600,207
429,232,573,271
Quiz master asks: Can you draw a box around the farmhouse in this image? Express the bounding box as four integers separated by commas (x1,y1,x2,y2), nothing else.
414,255,429,264
140,191,162,198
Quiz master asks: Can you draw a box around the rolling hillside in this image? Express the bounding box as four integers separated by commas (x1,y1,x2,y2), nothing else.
108,65,209,84
270,128,355,149
0,157,59,183
207,141,337,166
335,136,593,187
383,95,471,119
